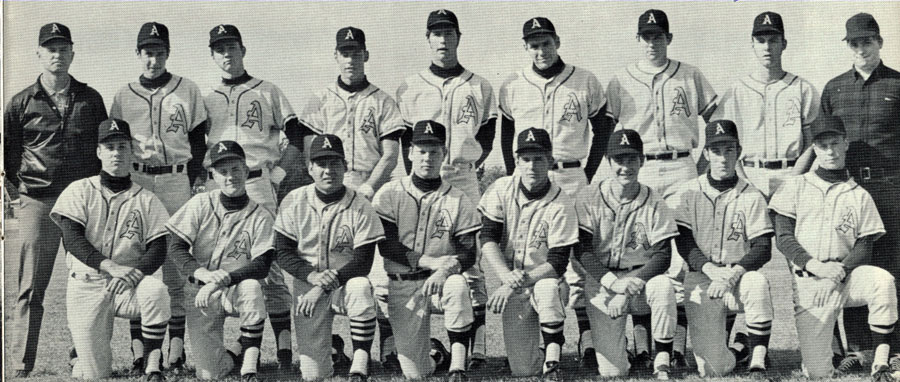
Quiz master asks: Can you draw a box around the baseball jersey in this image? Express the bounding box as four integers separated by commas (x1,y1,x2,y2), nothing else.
372,176,481,274
478,176,578,272
110,74,208,166
205,77,296,170
299,82,405,172
768,173,885,265
669,175,773,265
711,73,819,160
50,176,169,271
498,64,606,162
166,190,275,273
606,60,717,153
274,185,385,272
574,180,679,270
396,69,497,165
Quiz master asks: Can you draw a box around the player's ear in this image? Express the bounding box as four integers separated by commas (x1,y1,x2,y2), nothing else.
135,48,142,58
240,45,247,57
702,148,710,161
554,35,561,49
363,50,370,63
782,37,788,50
736,145,743,157
96,146,102,160
666,33,673,45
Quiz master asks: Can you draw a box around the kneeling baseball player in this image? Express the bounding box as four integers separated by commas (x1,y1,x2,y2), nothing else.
167,141,274,381
274,134,384,381
769,115,897,380
51,119,171,381
670,120,775,376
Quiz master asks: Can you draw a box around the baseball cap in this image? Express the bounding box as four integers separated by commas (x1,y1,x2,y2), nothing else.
522,17,556,40
309,134,346,161
752,12,784,36
427,9,459,30
638,10,669,35
39,22,72,46
137,22,169,49
516,128,552,154
98,118,131,143
411,120,446,146
607,130,644,157
809,114,846,141
336,27,365,51
209,24,242,47
843,13,880,41
705,120,740,148
207,140,246,168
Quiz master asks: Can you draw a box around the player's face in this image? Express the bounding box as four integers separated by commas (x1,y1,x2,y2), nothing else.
813,134,849,170
516,151,551,189
211,158,249,197
137,45,169,80
334,47,368,83
704,142,741,180
524,34,560,70
608,153,643,186
847,36,882,72
637,32,670,63
428,27,460,64
751,34,786,69
309,157,347,194
97,138,133,177
409,143,446,179
36,41,74,74
211,41,246,76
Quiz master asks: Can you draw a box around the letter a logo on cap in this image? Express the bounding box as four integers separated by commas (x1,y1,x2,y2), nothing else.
218,142,227,153
345,29,354,40
716,124,726,135
526,130,536,142
437,9,447,15
150,24,160,36
531,18,541,29
110,120,120,131
217,25,227,34
425,123,434,134
647,13,657,24
322,137,333,149
620,134,630,146
51,23,61,33
762,14,773,25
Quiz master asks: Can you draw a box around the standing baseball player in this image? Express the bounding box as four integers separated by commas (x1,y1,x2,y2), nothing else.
4,22,108,378
203,24,295,368
167,140,274,382
49,119,170,381
394,9,496,368
373,121,480,380
479,128,576,380
498,17,612,366
109,22,208,372
274,134,384,381
670,120,775,376
574,129,678,379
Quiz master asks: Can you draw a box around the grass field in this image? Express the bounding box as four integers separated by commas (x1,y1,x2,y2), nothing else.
1,207,879,381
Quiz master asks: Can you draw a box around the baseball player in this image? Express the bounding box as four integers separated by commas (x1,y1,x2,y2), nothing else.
373,121,480,380
5,22,107,378
204,24,294,368
167,140,274,381
498,16,612,365
669,120,775,376
479,127,576,379
573,129,678,379
49,119,171,381
710,12,819,197
394,9,497,368
109,22,208,372
770,114,896,380
274,134,384,381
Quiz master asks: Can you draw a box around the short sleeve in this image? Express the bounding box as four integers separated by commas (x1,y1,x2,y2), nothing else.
274,192,300,241
668,186,694,230
605,76,622,120
547,202,579,249
272,85,296,130
694,70,718,116
298,92,326,134
109,90,123,120
647,199,680,247
50,181,88,227
394,79,414,127
768,177,799,219
586,72,607,118
801,80,820,127
709,84,736,123
574,186,597,234
481,80,498,124
250,212,276,260
379,96,406,138
857,192,886,240
166,194,205,246
478,178,507,223
744,191,774,240
372,183,398,223
354,202,386,248
190,82,208,129
498,75,515,120
454,193,482,236
144,194,171,244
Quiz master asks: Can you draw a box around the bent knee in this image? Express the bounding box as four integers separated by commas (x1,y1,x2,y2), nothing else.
646,275,674,295
444,274,469,296
236,279,264,295
534,278,561,294
138,276,169,299
345,277,374,296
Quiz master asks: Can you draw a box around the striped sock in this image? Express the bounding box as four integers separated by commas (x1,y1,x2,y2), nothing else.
239,321,265,375
269,311,292,351
575,307,593,353
350,318,376,375
747,320,772,350
168,316,186,361
142,322,167,373
540,321,565,347
130,319,144,360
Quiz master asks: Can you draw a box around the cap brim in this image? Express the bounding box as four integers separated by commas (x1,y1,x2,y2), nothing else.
752,27,783,36
427,20,457,29
209,36,241,47
843,31,879,41
40,36,73,46
99,133,130,143
608,148,643,157
208,153,245,168
812,129,845,140
411,137,445,146
309,153,345,162
336,42,365,51
705,137,739,148
638,26,667,35
515,146,550,154
522,30,556,40
138,38,169,49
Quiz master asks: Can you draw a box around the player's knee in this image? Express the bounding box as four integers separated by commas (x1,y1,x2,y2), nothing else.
534,278,561,296
444,274,469,298
645,275,674,299
138,276,169,299
345,277,374,298
740,271,771,298
236,279,267,315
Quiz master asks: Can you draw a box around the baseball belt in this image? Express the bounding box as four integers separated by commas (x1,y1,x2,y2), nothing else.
645,151,690,161
387,269,432,281
854,167,899,182
186,276,207,286
609,264,643,272
741,158,797,169
208,169,262,179
551,161,581,170
70,271,111,281
134,163,186,174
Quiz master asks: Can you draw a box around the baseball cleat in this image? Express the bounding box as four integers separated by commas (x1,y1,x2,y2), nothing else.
889,353,900,372
14,370,30,378
542,361,561,382
448,369,468,382
430,338,451,372
580,347,597,370
836,353,866,376
467,355,486,371
349,372,368,382
730,332,750,367
872,364,893,382
277,349,294,373
69,347,78,368
670,351,688,369
654,364,671,380
241,372,259,382
143,371,165,382
332,335,351,373
166,355,185,374
382,353,401,372
631,351,653,372
227,350,241,375
130,357,146,376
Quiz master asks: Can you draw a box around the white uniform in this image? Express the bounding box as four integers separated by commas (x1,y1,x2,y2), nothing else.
50,176,171,379
769,172,895,378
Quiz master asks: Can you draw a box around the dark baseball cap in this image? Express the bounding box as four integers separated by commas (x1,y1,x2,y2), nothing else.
752,12,784,36
207,140,246,168
137,22,169,49
336,27,365,51
705,120,740,147
39,22,72,46
309,134,346,161
411,120,446,146
638,10,669,35
427,9,459,30
516,128,552,154
809,114,846,141
844,13,880,41
98,118,131,143
522,17,556,40
209,24,242,47
607,130,644,157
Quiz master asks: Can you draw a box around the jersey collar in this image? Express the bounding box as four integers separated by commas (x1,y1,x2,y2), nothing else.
625,59,679,88
89,175,144,200
401,175,451,200
210,189,262,220
803,171,859,194
598,179,650,212
522,62,574,87
697,173,749,202
513,174,563,208
306,184,357,212
420,66,473,88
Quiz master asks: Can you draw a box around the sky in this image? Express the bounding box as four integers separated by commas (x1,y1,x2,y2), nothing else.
4,1,899,170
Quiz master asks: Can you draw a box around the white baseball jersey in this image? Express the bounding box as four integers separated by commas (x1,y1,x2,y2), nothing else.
499,64,606,162
478,176,578,272
50,176,169,271
669,175,773,265
299,82,405,172
372,176,481,274
711,73,819,160
574,180,678,270
166,190,275,272
768,173,885,264
396,69,497,165
606,60,717,153
110,74,208,166
205,78,296,170
274,185,385,272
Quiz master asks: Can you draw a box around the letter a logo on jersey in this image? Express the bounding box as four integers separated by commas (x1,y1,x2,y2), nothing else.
783,98,801,129
332,226,354,256
627,223,650,250
457,96,478,125
560,92,582,123
727,212,746,241
529,221,549,249
670,87,692,117
167,104,188,134
119,210,143,241
835,207,857,234
360,107,376,134
431,209,453,239
242,100,262,131
226,231,252,260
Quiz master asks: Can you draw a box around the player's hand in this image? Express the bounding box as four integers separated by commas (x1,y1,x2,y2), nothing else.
208,270,232,286
607,294,629,319
358,184,375,200
422,269,449,296
706,280,731,300
297,287,325,317
610,277,645,296
102,261,143,286
702,263,732,283
105,277,133,295
812,278,839,308
806,260,846,282
487,284,516,314
194,283,223,309
307,270,340,290
499,270,526,289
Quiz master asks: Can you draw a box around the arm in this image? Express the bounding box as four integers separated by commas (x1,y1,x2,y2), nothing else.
400,125,413,174
58,216,108,270
4,98,23,189
376,219,413,267
542,245,570,280
451,232,478,272
574,229,614,284
501,116,516,175
793,146,816,175
168,233,201,279
772,212,813,269
227,249,274,285
135,235,167,275
737,233,773,272
474,118,497,168
274,231,317,281
584,111,614,183
335,242,376,286
480,216,512,276
842,235,876,272
634,240,672,281
285,118,314,150
674,225,710,272
187,121,208,185
362,137,400,194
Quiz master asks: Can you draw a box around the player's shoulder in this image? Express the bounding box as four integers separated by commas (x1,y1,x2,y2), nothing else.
282,184,314,206
170,74,203,92
500,70,525,89
61,175,99,196
574,181,602,202
567,64,599,81
485,175,515,194
378,178,406,195
670,59,704,76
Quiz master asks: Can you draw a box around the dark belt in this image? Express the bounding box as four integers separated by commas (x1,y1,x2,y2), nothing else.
208,169,263,179
645,151,690,161
853,167,898,182
134,163,185,175
742,158,797,169
793,269,813,278
609,264,642,272
387,269,432,281
551,161,581,170
187,276,206,286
